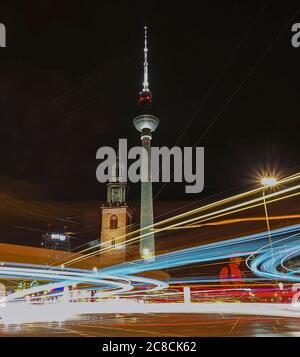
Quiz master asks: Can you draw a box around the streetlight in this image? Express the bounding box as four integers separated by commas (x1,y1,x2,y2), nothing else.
260,176,278,188
260,175,278,259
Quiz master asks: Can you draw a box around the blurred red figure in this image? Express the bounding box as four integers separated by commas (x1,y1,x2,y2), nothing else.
220,256,245,286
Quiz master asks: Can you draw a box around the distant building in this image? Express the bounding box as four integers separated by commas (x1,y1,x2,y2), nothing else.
41,233,71,252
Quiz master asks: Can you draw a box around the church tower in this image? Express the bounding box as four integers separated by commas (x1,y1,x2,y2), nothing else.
100,156,132,266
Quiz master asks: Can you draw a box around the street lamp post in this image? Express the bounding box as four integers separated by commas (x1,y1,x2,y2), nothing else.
260,176,278,259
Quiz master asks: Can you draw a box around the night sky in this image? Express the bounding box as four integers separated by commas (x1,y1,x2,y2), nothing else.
1,0,300,202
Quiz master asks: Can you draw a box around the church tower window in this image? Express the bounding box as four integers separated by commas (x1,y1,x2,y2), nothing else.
110,215,118,229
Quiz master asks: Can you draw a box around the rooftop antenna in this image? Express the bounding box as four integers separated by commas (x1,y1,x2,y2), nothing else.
143,26,149,92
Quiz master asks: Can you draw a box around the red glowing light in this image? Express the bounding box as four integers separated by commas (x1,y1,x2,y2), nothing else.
139,92,152,104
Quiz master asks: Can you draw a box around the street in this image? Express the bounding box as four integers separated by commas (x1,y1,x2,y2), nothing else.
1,313,300,337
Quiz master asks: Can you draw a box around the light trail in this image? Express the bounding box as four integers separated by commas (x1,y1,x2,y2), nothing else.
248,235,300,281
55,173,300,268
0,263,168,303
281,248,300,273
3,224,300,301
2,174,300,324
3,212,300,302
97,224,300,280
158,198,300,231
154,185,300,233
1,223,300,323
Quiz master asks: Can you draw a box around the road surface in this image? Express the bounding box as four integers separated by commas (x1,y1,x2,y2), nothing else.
1,313,300,337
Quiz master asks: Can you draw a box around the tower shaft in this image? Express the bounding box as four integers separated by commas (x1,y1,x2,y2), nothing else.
140,135,155,259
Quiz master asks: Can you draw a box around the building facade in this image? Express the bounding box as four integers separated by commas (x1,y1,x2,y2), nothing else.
100,158,132,266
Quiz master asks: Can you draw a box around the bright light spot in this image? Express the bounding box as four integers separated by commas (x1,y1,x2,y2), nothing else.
61,265,65,269
143,248,150,256
93,267,97,273
51,233,66,241
142,248,154,261
260,176,278,188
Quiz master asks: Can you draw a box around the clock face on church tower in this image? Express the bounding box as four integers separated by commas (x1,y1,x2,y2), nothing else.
107,182,126,206
112,188,121,203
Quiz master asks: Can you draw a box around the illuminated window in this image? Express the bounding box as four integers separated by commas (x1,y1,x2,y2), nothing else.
110,215,118,229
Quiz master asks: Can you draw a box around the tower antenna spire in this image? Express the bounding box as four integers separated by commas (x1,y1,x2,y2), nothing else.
143,26,149,92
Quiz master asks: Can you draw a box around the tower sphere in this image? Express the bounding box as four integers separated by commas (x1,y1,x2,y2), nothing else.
133,114,159,134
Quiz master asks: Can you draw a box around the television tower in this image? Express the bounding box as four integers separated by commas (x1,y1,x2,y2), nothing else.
133,27,159,261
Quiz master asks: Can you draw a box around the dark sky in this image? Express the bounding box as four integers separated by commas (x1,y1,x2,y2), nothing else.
1,0,300,201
